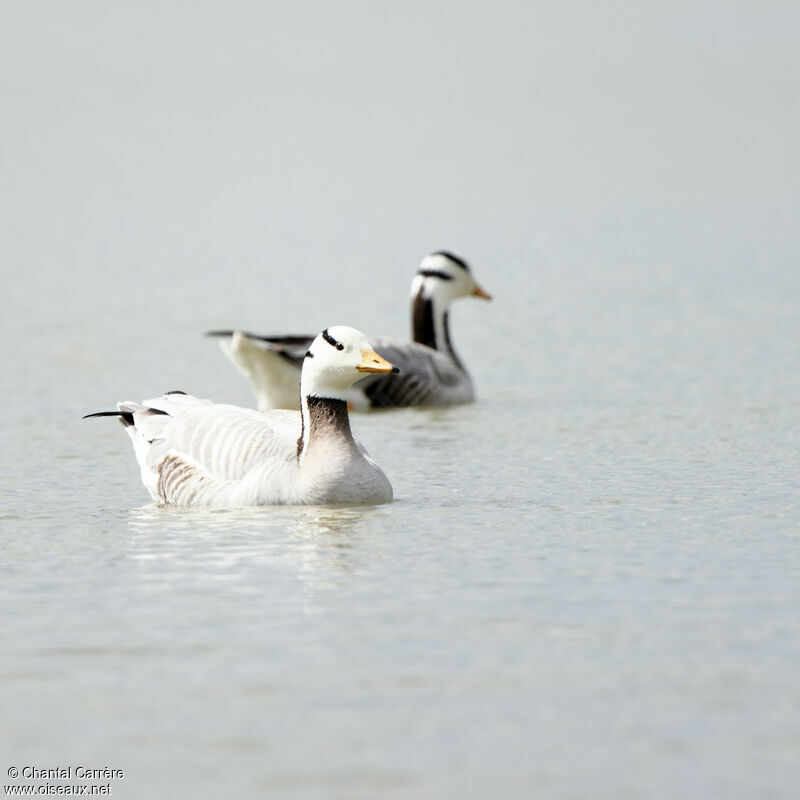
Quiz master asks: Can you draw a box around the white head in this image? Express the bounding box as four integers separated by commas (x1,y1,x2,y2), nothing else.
409,251,492,306
300,325,396,400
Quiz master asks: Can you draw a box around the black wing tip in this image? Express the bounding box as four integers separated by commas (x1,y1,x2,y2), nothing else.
207,330,316,348
164,390,187,395
82,410,135,426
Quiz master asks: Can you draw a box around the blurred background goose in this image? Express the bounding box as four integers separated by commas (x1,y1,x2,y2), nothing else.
84,327,396,507
207,251,491,411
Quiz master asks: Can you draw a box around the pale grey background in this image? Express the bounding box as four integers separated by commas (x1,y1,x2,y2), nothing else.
2,2,799,798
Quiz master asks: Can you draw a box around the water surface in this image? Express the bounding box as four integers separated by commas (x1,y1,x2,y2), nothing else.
2,2,799,797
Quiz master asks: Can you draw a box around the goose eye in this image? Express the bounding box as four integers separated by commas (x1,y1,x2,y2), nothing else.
336,343,344,351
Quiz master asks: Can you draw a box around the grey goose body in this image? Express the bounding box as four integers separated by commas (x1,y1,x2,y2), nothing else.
209,251,491,411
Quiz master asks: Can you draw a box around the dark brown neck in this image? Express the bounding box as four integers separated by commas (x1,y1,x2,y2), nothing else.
411,287,438,350
442,310,464,370
297,396,353,458
411,288,464,369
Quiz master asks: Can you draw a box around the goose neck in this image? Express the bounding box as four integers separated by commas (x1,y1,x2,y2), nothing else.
411,289,463,368
297,394,355,460
412,288,445,351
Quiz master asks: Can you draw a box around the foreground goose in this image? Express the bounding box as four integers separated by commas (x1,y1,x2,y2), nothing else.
208,251,491,411
84,327,396,507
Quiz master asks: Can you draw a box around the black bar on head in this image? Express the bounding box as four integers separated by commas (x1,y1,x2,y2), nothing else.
431,251,469,271
322,329,344,350
417,269,454,281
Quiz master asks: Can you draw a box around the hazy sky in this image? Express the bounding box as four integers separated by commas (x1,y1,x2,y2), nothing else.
2,1,798,303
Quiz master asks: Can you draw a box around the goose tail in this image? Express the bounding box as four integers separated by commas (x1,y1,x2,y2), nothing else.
211,330,308,411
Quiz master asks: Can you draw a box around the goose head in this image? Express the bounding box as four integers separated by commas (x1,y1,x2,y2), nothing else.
409,251,492,306
301,325,397,399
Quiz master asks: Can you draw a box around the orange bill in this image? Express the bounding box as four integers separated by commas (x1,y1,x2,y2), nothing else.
357,349,397,374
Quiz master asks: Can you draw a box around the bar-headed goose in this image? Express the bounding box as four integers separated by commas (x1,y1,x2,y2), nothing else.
208,251,491,411
84,327,397,507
